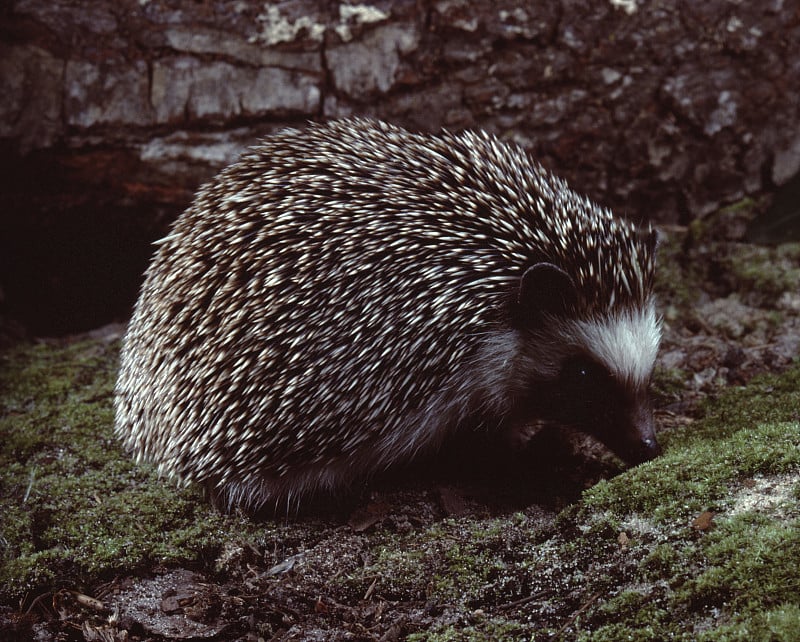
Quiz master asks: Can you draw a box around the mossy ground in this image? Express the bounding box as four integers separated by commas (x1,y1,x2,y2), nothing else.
1,206,799,639
0,338,261,603
2,339,798,639
384,366,800,640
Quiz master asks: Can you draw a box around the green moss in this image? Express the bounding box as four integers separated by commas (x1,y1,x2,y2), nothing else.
559,363,800,640
580,364,800,521
697,603,800,642
435,538,507,604
724,243,800,302
651,366,688,406
406,617,529,642
658,198,764,303
0,339,258,602
685,198,761,245
681,199,800,306
579,623,680,642
665,198,799,312
640,542,683,580
1,338,798,639
366,539,429,600
357,515,549,607
678,514,799,611
654,226,698,309
380,366,800,642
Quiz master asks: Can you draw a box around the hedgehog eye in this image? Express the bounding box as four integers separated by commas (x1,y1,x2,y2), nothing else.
561,357,610,391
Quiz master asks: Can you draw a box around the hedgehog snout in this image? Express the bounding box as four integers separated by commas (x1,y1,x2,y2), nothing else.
624,431,662,465
615,395,661,465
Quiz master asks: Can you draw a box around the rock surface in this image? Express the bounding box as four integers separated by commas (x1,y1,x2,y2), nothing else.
1,0,799,333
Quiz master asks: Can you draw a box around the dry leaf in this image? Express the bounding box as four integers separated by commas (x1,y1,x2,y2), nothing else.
691,510,715,531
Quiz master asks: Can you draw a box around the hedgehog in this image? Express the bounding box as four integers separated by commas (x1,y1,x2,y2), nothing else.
115,118,662,512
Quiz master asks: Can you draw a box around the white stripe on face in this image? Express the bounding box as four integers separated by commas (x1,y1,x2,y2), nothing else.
569,302,662,388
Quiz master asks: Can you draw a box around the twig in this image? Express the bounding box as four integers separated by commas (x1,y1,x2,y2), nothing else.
496,589,552,613
363,576,379,601
548,591,603,641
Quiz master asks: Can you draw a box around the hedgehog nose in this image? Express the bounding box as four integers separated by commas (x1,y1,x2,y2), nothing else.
637,436,662,462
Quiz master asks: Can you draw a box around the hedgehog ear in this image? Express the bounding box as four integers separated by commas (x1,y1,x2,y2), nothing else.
518,262,578,323
641,226,658,254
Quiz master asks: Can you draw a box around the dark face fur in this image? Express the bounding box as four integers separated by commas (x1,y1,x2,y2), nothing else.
553,355,661,464
516,262,662,465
